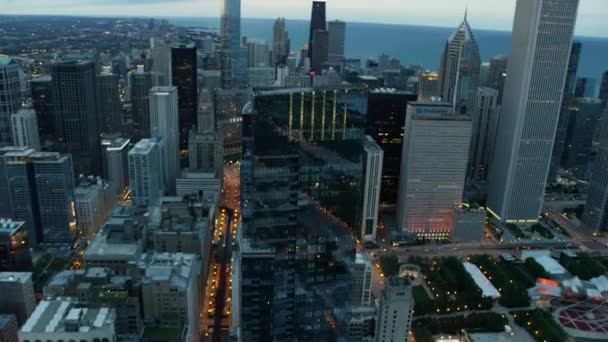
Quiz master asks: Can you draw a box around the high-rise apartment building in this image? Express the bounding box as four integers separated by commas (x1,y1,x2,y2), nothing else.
51,61,100,175
361,136,383,241
488,0,579,223
328,20,346,65
74,176,113,240
10,109,40,151
438,14,481,116
0,56,21,147
150,86,179,195
375,277,414,342
0,272,36,325
308,1,327,72
171,45,198,150
95,72,121,133
397,101,472,238
128,138,163,207
272,18,290,67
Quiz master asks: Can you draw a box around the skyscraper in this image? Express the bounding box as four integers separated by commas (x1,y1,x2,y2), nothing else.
100,136,130,197
128,138,162,207
351,252,373,307
418,71,440,100
30,76,55,148
374,277,414,342
487,55,507,104
308,1,327,72
0,56,22,147
366,89,418,205
562,97,603,175
488,0,580,223
171,45,198,150
469,87,499,180
246,39,270,68
438,13,481,116
328,20,346,65
95,72,121,133
397,101,472,238
272,18,290,67
220,0,243,88
361,136,383,242
150,86,179,195
129,69,155,139
2,149,76,245
10,109,40,151
600,71,608,107
583,116,608,234
575,77,596,98
50,61,100,175
551,41,583,181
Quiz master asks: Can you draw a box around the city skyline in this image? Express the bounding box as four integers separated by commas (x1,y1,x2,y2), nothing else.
2,0,608,37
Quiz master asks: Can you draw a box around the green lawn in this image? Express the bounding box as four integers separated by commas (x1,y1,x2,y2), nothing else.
413,313,508,342
143,327,183,340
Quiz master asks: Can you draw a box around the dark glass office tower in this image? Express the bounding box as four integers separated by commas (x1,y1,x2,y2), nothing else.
311,29,329,73
237,88,370,341
50,61,100,175
95,73,121,133
574,77,596,98
366,89,417,206
30,76,55,148
171,45,198,150
308,1,327,71
130,71,154,140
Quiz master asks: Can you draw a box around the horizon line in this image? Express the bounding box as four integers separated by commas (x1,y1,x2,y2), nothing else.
1,13,607,39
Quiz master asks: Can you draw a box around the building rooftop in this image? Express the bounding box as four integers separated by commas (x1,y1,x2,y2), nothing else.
0,314,16,329
129,138,158,155
0,219,26,235
0,55,14,65
84,223,143,262
0,272,32,284
138,253,199,289
101,136,130,151
463,262,501,299
21,299,114,334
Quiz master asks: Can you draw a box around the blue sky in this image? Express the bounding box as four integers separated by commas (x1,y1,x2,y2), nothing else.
2,0,607,37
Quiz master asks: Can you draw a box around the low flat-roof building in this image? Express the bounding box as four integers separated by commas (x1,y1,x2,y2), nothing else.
463,262,501,299
19,299,116,342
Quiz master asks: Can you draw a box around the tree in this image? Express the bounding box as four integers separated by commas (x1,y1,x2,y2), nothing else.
380,254,400,277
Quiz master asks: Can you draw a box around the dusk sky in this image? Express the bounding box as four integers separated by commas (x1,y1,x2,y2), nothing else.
1,0,607,37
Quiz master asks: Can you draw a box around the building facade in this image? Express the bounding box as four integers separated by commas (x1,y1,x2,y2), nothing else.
150,86,179,195
128,139,162,207
375,277,414,342
0,56,21,147
10,109,40,151
488,0,580,223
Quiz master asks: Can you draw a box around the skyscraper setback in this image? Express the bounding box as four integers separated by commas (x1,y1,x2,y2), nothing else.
488,0,580,223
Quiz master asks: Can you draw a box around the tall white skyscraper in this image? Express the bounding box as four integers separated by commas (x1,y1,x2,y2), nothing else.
10,109,40,151
150,86,179,195
397,101,472,239
352,253,373,307
361,136,383,241
128,138,162,207
375,277,414,342
438,13,481,116
487,0,580,223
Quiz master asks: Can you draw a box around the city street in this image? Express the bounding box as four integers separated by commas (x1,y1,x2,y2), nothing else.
201,164,240,341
